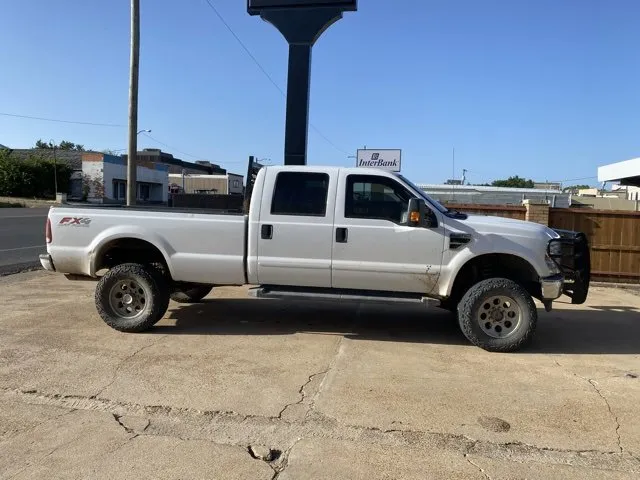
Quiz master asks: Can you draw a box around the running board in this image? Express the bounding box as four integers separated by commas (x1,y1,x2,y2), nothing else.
249,286,440,307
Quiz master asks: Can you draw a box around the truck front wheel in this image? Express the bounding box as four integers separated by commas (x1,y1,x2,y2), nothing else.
170,283,213,303
95,263,170,332
458,278,537,352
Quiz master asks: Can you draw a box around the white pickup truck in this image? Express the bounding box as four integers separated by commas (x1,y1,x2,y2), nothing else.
40,165,590,352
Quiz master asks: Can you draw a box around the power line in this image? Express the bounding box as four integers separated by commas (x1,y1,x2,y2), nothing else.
0,112,125,128
309,125,350,155
140,133,248,166
552,176,598,183
202,0,350,156
203,0,285,96
141,132,203,159
0,110,239,165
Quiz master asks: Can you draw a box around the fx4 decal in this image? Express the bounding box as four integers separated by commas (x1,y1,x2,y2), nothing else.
59,217,92,227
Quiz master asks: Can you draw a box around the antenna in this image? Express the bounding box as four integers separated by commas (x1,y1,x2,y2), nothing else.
452,147,455,180
451,147,455,202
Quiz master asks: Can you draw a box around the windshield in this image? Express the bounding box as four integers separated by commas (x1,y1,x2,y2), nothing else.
396,174,450,214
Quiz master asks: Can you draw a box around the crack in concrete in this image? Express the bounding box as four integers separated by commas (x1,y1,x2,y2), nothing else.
552,358,624,455
92,335,169,399
464,454,492,480
269,438,301,480
112,413,134,434
3,387,639,474
278,370,328,419
587,379,623,454
3,388,263,422
305,335,348,419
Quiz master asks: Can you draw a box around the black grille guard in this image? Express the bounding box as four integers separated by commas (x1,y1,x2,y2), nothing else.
548,229,591,304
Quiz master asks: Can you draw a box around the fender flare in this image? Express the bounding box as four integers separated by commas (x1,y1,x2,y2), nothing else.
88,226,176,278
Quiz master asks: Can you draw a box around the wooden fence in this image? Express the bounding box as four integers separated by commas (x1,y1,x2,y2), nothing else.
446,203,526,220
447,203,640,284
548,208,640,284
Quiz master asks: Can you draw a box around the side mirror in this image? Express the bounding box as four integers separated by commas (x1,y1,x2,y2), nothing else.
408,198,426,227
407,198,437,228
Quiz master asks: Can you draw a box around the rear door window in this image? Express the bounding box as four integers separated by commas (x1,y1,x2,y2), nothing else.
271,172,330,217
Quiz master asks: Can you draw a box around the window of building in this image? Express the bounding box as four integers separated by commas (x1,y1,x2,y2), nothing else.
271,172,329,216
345,175,412,223
138,183,151,201
232,179,241,188
113,180,126,200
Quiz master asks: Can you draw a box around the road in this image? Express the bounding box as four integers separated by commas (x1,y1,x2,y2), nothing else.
0,208,48,275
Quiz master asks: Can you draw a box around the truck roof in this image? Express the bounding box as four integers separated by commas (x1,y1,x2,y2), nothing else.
262,164,400,178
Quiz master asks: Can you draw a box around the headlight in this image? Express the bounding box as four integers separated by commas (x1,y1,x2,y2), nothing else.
548,239,563,256
545,254,561,274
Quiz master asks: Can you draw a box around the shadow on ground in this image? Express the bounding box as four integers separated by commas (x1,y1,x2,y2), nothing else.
153,298,640,355
158,299,467,346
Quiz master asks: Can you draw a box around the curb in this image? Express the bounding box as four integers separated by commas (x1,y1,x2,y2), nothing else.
591,281,640,292
0,262,42,277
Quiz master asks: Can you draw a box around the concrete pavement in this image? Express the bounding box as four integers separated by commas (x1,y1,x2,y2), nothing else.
0,208,48,275
1,271,639,479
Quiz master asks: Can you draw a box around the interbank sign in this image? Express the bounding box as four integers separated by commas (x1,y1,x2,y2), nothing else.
356,149,402,172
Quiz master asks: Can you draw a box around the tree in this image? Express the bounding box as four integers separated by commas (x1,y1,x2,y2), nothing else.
563,184,590,193
35,139,85,151
82,173,105,201
0,149,72,198
491,176,535,189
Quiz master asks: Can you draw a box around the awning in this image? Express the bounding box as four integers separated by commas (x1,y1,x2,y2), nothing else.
598,158,640,187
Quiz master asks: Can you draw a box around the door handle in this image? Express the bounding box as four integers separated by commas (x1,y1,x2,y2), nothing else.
336,227,348,243
261,224,273,240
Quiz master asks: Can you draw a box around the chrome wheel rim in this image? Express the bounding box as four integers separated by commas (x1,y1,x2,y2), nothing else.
477,295,521,339
109,279,148,319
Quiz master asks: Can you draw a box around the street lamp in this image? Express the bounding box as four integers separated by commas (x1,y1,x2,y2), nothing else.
137,129,151,135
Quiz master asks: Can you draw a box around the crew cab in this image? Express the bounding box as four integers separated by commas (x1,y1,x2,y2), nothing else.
40,166,590,352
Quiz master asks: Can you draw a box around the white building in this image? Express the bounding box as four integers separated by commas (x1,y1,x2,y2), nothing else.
598,158,640,187
83,153,168,203
417,183,571,208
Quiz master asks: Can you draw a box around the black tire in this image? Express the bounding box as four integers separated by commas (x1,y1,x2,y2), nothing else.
95,263,170,332
458,278,537,352
170,283,213,303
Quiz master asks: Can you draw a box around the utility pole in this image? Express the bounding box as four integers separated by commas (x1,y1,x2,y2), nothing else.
127,0,140,206
50,140,58,196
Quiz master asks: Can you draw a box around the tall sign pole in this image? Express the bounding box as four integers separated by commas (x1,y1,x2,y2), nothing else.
127,0,140,206
248,1,357,166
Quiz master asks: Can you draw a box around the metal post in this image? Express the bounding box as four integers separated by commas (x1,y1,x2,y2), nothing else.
284,44,312,165
127,0,140,206
248,3,356,165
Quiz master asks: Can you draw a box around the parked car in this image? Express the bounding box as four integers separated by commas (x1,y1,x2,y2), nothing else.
40,165,590,352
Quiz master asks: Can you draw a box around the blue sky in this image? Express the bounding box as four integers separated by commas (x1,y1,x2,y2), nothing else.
1,0,638,186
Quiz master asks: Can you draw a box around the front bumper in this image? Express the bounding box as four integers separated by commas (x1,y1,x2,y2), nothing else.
548,229,591,304
39,254,56,272
540,274,564,300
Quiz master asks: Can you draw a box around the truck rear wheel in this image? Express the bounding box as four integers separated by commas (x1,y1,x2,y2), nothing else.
95,263,170,332
170,283,213,303
458,278,537,352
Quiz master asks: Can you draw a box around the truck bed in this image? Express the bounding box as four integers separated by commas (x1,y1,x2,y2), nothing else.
46,206,248,285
